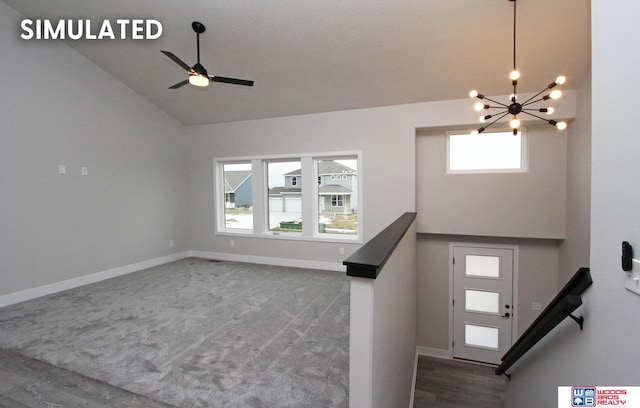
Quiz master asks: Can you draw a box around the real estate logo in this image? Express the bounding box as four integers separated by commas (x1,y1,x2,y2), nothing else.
20,19,162,40
572,386,596,407
562,386,632,407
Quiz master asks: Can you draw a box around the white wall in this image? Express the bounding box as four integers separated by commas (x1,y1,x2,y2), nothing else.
504,2,640,406
0,1,188,297
416,124,567,239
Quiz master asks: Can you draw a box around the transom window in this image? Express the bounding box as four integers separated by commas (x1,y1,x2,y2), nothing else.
446,128,527,173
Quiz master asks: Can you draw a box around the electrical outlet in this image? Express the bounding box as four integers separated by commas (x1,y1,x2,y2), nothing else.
169,240,174,247
339,247,345,255
532,302,542,311
230,239,235,247
81,166,88,176
58,164,66,175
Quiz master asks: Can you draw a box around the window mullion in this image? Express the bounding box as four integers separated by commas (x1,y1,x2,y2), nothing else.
300,157,315,237
251,159,266,234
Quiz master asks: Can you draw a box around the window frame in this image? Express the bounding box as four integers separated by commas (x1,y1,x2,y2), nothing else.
446,127,528,174
218,161,254,232
266,158,303,236
214,151,362,243
331,195,344,207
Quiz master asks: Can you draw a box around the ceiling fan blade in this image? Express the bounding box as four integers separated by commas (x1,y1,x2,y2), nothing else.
211,76,254,87
168,79,189,89
161,50,192,72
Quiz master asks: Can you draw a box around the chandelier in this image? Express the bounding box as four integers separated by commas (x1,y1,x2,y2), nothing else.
469,0,567,135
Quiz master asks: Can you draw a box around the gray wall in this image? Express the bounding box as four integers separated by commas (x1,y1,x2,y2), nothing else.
186,94,576,267
558,71,592,285
417,234,560,351
414,119,573,355
505,3,640,406
416,124,567,239
186,108,418,265
0,1,188,296
372,222,417,408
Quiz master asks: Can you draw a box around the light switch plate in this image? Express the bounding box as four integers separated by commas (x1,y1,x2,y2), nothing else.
625,272,640,296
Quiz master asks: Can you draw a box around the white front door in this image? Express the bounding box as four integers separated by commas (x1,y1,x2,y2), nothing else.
452,245,514,365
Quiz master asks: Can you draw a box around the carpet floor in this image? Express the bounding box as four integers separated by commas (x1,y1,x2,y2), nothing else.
0,258,350,408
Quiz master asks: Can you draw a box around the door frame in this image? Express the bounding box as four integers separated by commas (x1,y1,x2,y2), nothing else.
448,242,519,361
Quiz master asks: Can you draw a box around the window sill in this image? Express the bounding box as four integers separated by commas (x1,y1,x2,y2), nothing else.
216,230,363,244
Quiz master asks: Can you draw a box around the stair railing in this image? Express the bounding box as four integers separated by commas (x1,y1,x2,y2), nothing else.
495,267,593,379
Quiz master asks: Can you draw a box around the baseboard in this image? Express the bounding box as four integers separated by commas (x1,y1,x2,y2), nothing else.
416,346,451,360
188,250,346,272
0,251,190,308
0,250,345,309
409,350,419,408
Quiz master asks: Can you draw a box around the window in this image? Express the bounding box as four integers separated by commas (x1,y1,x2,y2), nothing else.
222,162,253,230
267,160,302,233
446,129,527,173
215,152,361,241
317,157,358,236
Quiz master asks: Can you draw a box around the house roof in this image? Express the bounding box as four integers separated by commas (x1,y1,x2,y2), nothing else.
285,161,356,176
319,185,353,195
269,185,352,196
224,170,252,193
269,187,301,195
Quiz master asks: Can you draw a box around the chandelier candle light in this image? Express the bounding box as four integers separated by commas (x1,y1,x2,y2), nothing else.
469,0,567,135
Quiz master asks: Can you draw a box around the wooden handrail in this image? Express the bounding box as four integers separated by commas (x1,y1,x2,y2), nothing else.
343,212,416,279
495,267,592,378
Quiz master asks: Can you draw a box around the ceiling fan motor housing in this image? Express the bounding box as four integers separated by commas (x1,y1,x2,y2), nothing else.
192,21,205,34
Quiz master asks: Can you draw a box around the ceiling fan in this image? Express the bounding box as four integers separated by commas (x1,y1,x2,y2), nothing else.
161,21,254,89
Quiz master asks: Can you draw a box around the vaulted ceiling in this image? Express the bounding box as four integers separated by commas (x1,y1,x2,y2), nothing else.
5,0,591,125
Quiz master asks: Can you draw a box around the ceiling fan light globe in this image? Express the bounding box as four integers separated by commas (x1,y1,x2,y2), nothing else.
189,74,210,87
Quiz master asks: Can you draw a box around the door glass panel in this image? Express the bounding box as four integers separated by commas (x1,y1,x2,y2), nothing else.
465,290,500,314
465,255,500,278
465,324,499,349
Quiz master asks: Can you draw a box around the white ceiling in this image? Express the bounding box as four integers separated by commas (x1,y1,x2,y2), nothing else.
5,0,591,126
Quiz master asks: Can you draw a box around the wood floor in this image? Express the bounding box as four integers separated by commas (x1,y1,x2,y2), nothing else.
413,355,506,408
0,348,175,407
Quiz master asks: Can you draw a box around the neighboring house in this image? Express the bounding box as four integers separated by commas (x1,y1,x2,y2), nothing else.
224,170,252,208
269,161,357,213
